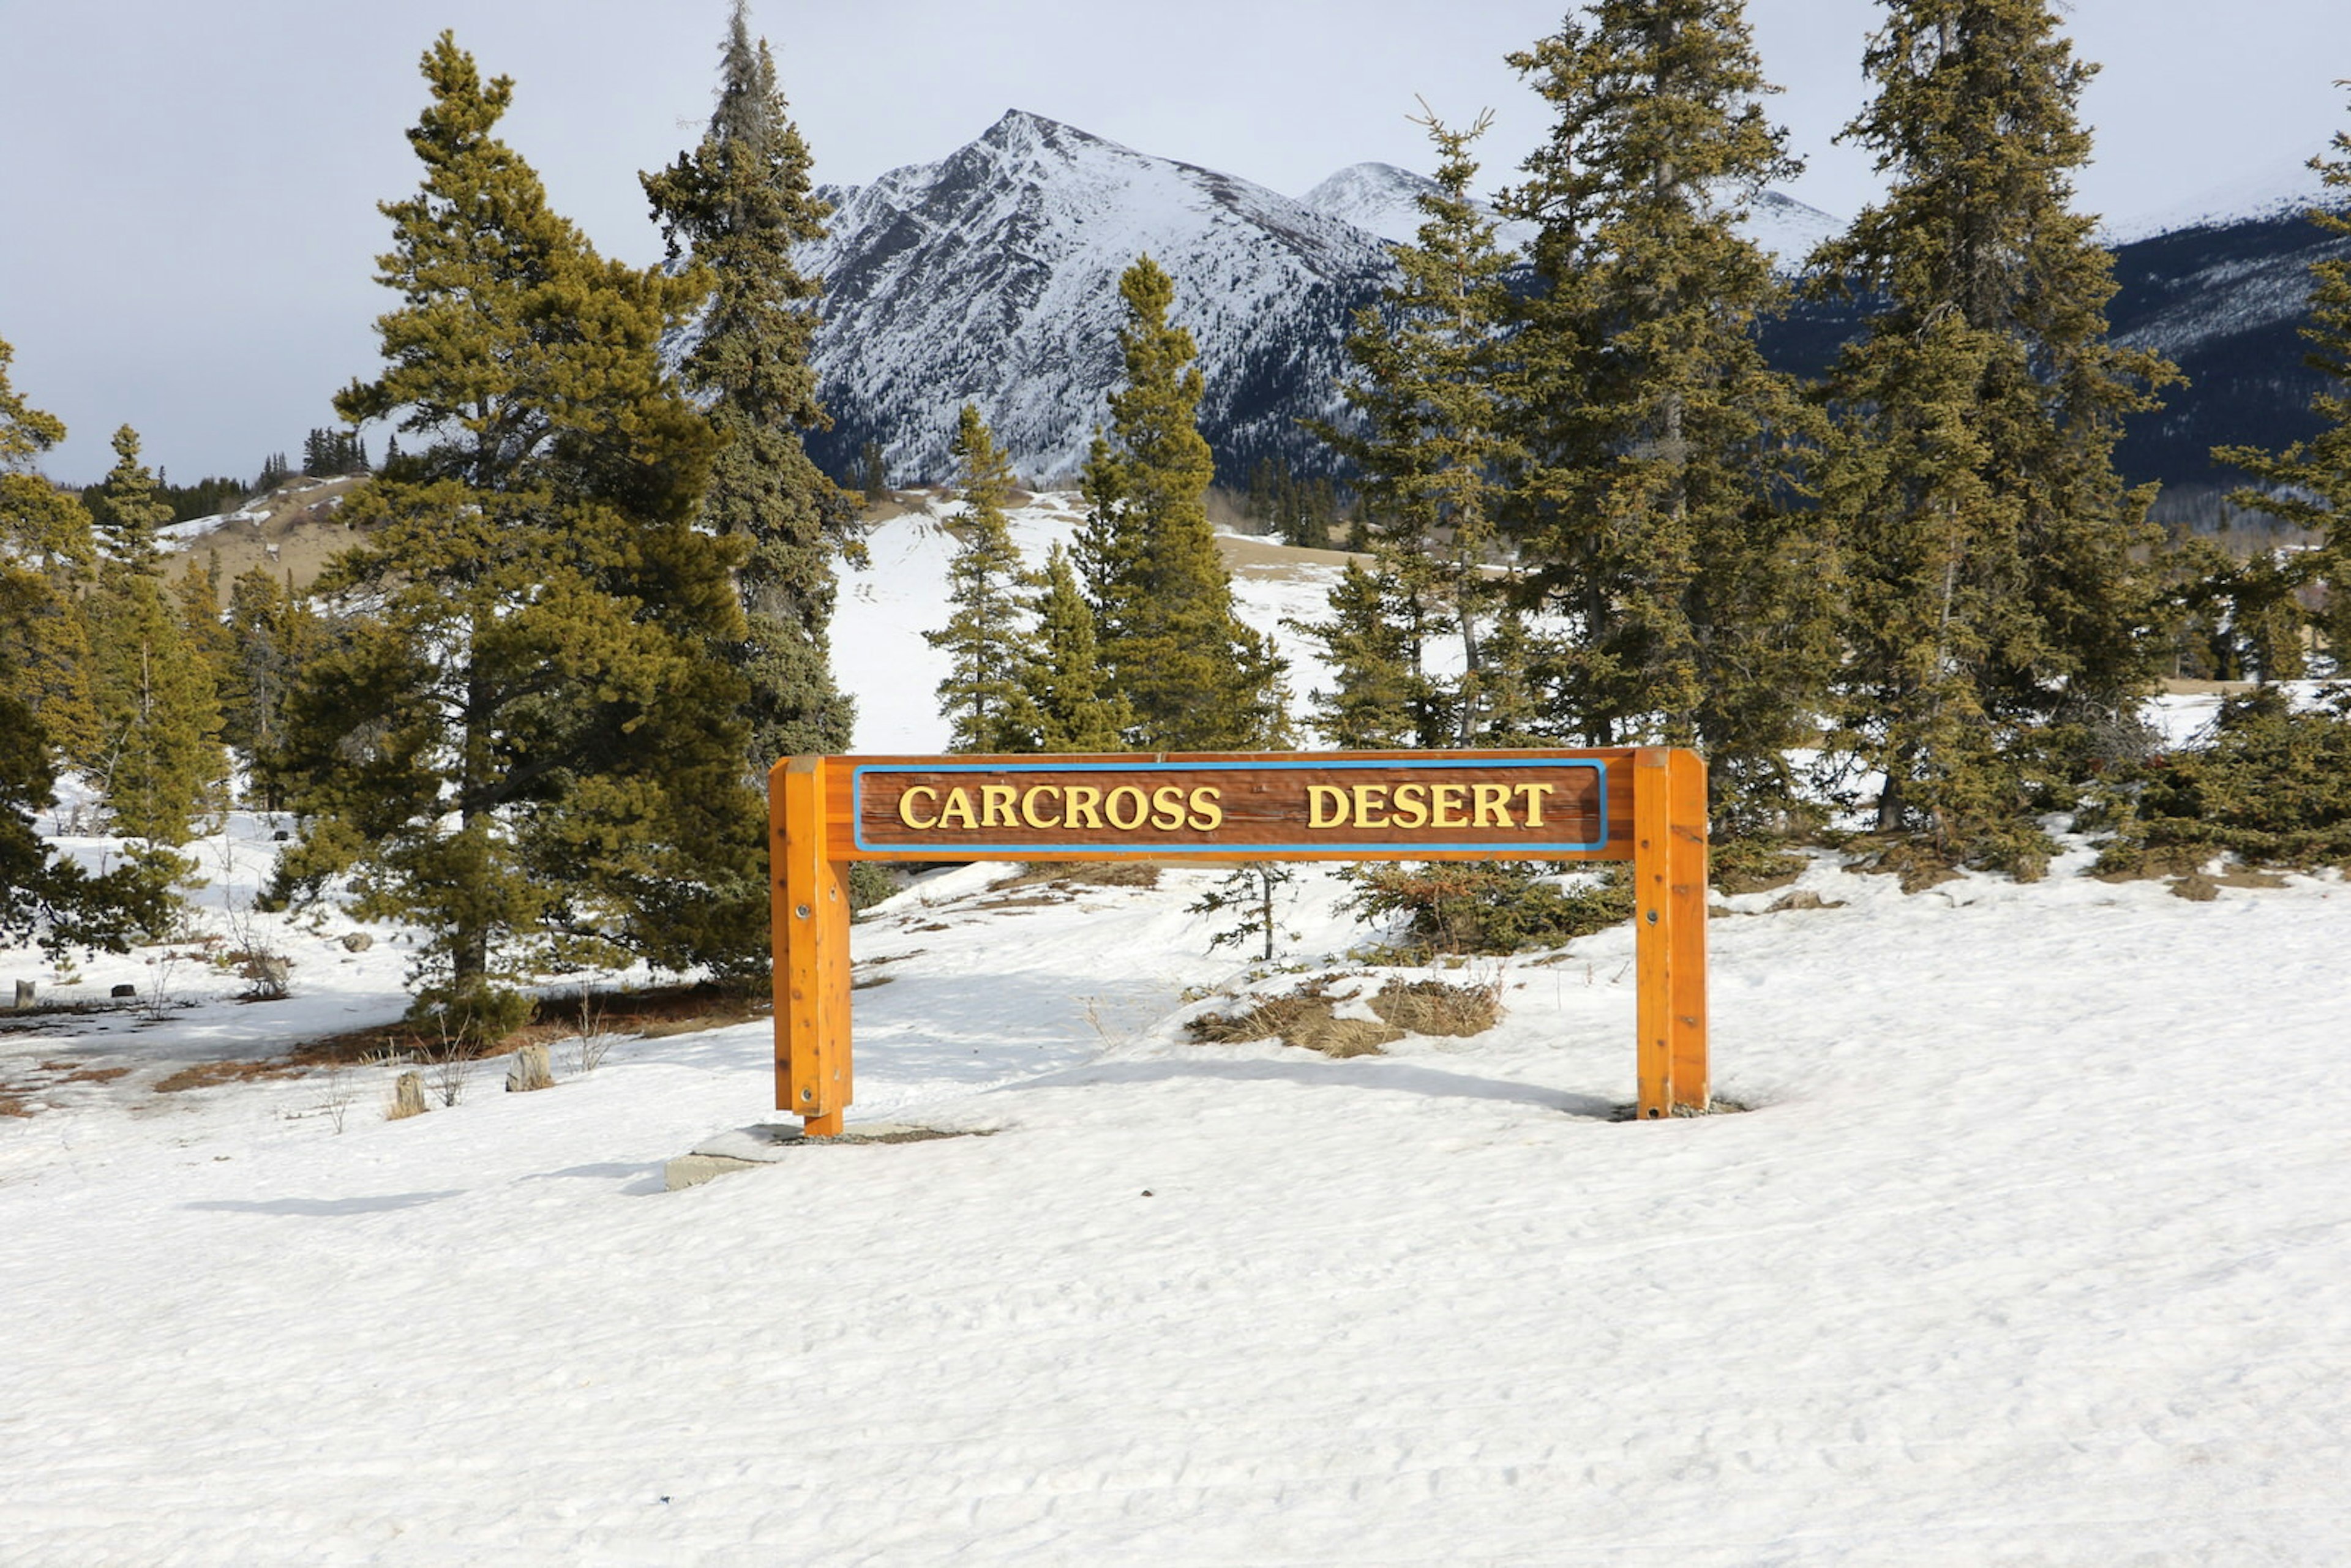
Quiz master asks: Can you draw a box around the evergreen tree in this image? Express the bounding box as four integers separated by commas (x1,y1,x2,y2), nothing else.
1812,0,2177,865
1022,542,1128,752
220,565,323,810
2214,87,2351,668
81,427,228,878
1500,2,1835,830
1,334,154,952
87,425,171,572
1078,255,1286,750
1318,106,1516,747
276,33,751,1035
1284,559,1429,749
926,405,1040,752
642,0,858,768
0,334,101,771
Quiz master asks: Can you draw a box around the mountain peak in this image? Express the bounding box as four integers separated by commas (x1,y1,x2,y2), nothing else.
797,115,1395,485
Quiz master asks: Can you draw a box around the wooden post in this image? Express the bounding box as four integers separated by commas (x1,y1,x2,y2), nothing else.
1632,749,1676,1118
773,756,852,1136
1632,748,1709,1117
1666,748,1709,1113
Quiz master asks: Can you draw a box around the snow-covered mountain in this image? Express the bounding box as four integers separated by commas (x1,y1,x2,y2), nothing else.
800,110,1392,486
790,108,2343,498
1295,161,1541,253
798,115,1843,487
2103,179,2351,493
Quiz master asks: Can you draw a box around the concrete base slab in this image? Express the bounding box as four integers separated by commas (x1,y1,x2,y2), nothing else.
662,1121,972,1190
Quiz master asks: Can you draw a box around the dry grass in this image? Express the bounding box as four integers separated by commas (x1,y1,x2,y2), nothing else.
1187,985,1403,1059
290,981,766,1064
1365,977,1503,1038
993,861,1163,891
152,1059,308,1093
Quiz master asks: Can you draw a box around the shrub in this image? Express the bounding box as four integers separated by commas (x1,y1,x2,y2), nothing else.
1342,861,1632,956
2096,687,2351,872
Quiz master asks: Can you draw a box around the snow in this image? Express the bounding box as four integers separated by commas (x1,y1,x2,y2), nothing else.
7,495,2351,1563
1296,162,1840,274
2102,153,2345,245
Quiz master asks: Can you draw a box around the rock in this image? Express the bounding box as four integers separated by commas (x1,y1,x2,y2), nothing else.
340,932,374,953
110,983,138,999
1768,889,1847,913
389,1071,429,1119
505,1043,554,1093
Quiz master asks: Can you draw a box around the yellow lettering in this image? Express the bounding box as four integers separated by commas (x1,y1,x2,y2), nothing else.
1308,785,1349,828
981,784,1018,828
1020,785,1062,828
1472,782,1512,828
937,787,977,830
1391,782,1428,830
1066,786,1102,828
1188,786,1223,831
1515,783,1553,828
1431,783,1468,829
1150,785,1187,831
898,785,940,830
1352,783,1390,829
1104,786,1149,831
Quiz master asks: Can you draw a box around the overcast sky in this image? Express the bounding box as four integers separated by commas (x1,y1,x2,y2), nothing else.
4,0,2347,485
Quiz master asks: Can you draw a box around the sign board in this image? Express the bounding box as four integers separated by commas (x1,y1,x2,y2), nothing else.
771,748,1708,1133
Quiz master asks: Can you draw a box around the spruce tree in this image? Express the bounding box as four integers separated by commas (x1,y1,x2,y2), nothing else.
1500,2,1835,830
81,426,228,875
87,426,171,574
220,565,323,811
1317,106,1516,747
276,33,751,1033
0,334,102,772
1284,560,1428,749
1078,255,1285,750
2214,88,2351,667
642,1,857,767
1813,0,2177,865
1024,542,1128,752
926,405,1040,753
1,334,154,952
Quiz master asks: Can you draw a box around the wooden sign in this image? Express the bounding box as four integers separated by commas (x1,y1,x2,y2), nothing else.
772,748,1708,1134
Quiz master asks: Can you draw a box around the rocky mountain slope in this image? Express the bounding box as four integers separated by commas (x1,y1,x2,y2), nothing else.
790,110,2347,503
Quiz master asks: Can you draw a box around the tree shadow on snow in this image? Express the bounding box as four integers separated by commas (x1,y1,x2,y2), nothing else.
184,1190,463,1216
996,1057,1620,1120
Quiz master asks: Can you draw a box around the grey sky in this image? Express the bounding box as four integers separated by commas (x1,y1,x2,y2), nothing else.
3,0,2346,485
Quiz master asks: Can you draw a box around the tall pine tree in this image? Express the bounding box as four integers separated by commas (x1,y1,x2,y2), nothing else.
1316,106,1516,748
1500,1,1835,831
83,426,228,879
1024,542,1128,752
0,334,154,954
2214,86,2351,668
276,34,752,1034
0,334,100,773
1078,255,1285,751
1812,0,2177,866
642,1,857,768
926,405,1040,753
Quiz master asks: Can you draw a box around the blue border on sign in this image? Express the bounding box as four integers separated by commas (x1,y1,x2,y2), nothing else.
850,757,1610,856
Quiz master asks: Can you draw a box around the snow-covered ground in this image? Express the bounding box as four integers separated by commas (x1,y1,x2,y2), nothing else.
4,497,2348,1564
